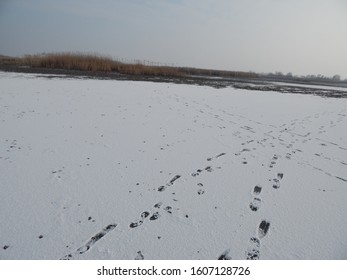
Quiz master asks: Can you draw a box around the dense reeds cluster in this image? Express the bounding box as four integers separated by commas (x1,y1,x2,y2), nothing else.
0,52,258,79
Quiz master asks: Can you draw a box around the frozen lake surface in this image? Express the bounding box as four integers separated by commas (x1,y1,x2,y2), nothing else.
0,71,346,260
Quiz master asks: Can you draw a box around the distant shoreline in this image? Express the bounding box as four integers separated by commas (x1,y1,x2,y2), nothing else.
1,64,347,99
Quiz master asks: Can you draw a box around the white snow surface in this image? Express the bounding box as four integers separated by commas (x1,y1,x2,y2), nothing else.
0,71,346,260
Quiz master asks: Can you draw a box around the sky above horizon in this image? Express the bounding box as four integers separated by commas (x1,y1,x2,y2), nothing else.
1,0,347,78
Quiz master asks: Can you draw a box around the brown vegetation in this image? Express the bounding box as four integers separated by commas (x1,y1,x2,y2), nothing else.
22,53,116,72
0,52,258,79
0,53,183,77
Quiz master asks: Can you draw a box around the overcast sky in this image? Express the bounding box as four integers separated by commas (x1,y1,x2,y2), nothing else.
1,0,347,78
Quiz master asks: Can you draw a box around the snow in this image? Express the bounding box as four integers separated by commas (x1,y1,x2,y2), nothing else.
271,81,347,92
0,71,346,260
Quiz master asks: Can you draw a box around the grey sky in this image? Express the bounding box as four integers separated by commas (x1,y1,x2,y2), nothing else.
1,0,347,78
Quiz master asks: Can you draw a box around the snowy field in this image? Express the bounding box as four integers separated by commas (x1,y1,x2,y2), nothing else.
0,71,346,260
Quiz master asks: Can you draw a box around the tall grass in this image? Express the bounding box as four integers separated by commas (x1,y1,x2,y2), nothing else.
0,52,258,79
17,52,183,77
22,53,116,72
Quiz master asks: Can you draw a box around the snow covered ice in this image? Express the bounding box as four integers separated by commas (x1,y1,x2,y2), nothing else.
0,71,346,260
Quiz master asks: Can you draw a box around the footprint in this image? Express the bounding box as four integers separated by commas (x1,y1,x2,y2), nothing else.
205,166,212,172
258,220,270,238
157,175,182,192
168,175,181,185
141,211,150,219
149,212,160,221
129,220,143,228
192,166,213,176
249,197,261,212
76,224,117,254
154,202,163,209
164,206,172,214
272,178,280,189
250,185,262,212
130,209,152,228
207,152,226,161
218,249,232,260
235,148,250,156
197,189,205,195
61,254,73,260
216,152,226,158
269,154,279,168
253,185,262,195
135,250,144,260
273,173,284,189
246,237,260,260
